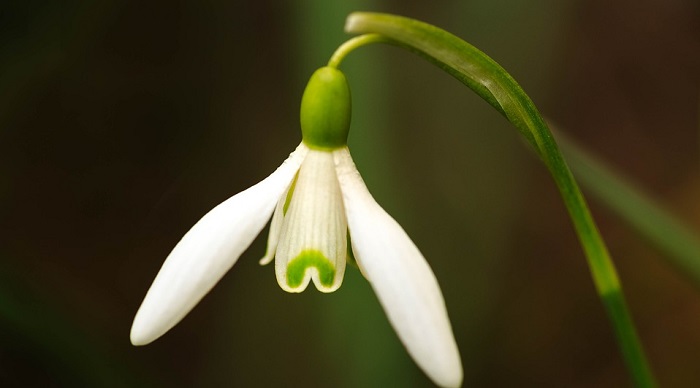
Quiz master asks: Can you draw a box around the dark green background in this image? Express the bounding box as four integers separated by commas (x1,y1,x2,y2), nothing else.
1,0,699,386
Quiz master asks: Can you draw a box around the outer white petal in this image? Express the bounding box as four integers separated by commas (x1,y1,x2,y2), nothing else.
333,148,463,388
275,149,347,293
130,144,308,346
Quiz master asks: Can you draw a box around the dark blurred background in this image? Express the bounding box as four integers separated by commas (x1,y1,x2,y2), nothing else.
1,0,699,387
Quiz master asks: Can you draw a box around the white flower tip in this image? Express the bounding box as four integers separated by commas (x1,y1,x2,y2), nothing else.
434,361,463,388
259,254,274,266
129,304,175,346
129,318,157,346
414,332,463,387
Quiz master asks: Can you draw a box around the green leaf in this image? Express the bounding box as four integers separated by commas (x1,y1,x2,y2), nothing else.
556,132,700,285
342,12,657,387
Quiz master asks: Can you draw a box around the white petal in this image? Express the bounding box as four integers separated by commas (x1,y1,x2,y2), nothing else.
275,149,347,293
130,144,308,346
333,148,463,388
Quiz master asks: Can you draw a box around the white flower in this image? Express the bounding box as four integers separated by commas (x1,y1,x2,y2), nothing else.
130,67,463,388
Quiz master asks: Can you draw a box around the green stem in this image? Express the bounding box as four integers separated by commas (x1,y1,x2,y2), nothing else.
338,12,656,387
328,34,391,68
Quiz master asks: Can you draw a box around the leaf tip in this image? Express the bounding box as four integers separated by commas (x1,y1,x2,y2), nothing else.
344,12,365,33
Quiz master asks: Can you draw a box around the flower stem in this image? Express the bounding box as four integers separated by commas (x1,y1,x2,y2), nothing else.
327,34,391,68
337,12,657,387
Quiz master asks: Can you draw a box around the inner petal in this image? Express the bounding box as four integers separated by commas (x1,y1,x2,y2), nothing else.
258,186,289,266
275,149,347,293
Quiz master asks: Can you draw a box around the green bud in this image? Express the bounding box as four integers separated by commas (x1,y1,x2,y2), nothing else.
300,67,351,149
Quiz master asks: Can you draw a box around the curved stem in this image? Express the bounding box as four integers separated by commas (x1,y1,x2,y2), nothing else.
328,34,392,68
341,12,656,387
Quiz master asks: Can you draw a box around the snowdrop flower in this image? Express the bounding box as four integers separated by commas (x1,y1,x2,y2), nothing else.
131,67,462,387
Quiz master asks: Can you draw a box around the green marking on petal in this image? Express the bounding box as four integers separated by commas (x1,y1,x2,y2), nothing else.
283,172,299,216
286,249,336,288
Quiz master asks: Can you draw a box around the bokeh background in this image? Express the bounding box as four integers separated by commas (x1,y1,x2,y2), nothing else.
1,0,699,386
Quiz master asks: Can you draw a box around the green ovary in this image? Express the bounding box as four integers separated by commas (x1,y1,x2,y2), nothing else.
286,250,336,288
299,67,351,150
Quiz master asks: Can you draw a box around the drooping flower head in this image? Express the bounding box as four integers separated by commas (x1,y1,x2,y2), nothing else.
131,67,463,387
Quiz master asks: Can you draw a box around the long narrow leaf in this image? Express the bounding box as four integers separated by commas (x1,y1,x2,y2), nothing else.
556,132,700,285
344,12,656,387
